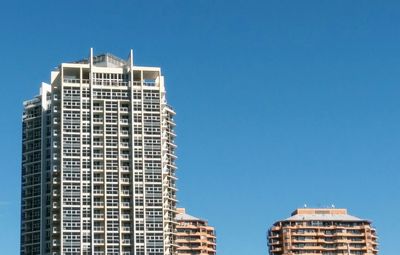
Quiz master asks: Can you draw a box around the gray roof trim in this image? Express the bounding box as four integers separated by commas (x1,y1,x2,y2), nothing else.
176,212,201,221
284,214,368,222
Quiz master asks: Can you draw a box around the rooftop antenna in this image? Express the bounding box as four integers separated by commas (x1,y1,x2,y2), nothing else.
89,47,94,67
129,49,134,66
128,49,133,67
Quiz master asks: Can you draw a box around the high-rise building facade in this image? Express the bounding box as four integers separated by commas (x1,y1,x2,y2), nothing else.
267,208,378,255
21,49,178,255
175,208,216,255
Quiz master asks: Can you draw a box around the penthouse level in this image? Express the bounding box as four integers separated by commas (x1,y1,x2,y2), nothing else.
267,208,378,255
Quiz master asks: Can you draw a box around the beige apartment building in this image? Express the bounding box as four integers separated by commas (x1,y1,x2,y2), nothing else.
268,208,378,255
175,208,216,255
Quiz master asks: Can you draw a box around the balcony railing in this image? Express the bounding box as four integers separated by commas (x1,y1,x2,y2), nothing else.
92,79,128,86
63,78,80,84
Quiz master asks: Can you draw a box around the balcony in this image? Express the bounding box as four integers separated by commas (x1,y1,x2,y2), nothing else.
120,142,129,147
122,239,131,244
93,214,104,220
93,130,103,135
121,214,130,220
121,166,130,172
121,178,130,183
94,226,104,232
143,81,157,87
93,239,104,244
63,78,80,84
120,119,129,125
121,190,130,196
268,240,281,245
93,190,104,195
121,202,130,207
93,79,128,86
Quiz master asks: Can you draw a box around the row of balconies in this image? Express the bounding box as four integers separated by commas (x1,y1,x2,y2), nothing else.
89,239,132,245
91,213,131,220
64,77,144,87
91,190,131,196
92,119,130,124
175,231,215,237
92,252,133,255
92,79,129,87
176,245,216,252
286,242,368,248
290,245,369,251
63,78,89,84
270,245,375,252
284,238,368,244
91,153,131,159
273,224,373,231
289,232,366,237
176,237,216,243
92,106,130,112
92,177,130,183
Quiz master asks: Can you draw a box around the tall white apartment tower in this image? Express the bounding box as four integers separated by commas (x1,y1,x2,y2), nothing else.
21,49,178,255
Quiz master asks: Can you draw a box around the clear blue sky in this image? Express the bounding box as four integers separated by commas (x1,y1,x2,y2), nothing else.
0,0,399,254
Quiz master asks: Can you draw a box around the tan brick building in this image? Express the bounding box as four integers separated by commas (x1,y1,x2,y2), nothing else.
175,208,216,255
268,208,378,255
